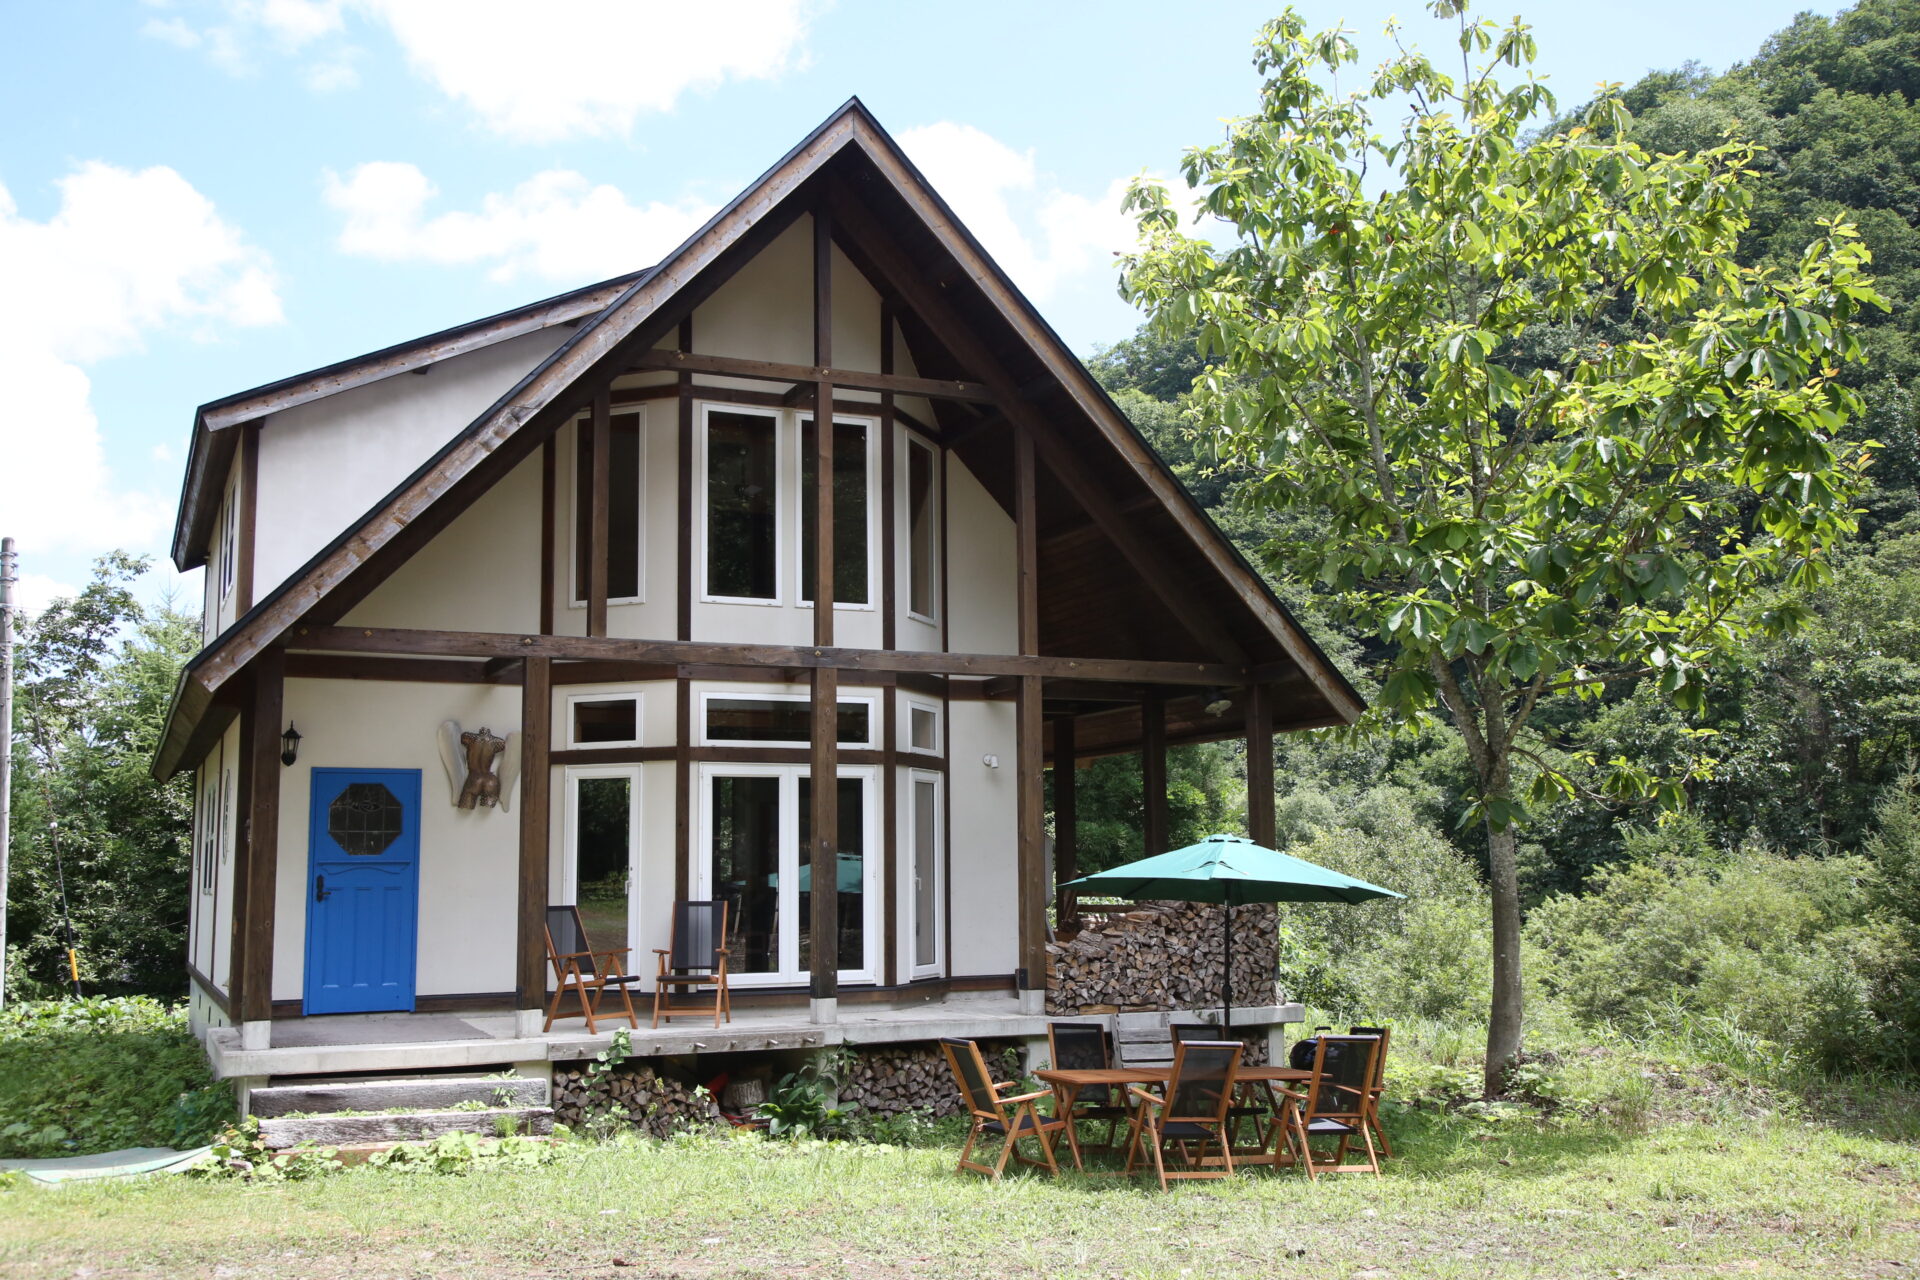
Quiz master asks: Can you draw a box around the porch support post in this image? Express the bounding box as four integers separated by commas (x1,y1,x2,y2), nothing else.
1052,716,1078,926
1141,689,1168,857
1245,684,1275,848
515,656,551,1033
1014,427,1047,1013
235,647,283,1045
808,206,839,1023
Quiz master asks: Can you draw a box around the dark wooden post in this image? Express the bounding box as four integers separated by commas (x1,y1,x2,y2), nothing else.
675,317,694,901
1245,684,1275,848
587,385,611,637
1013,427,1047,1005
1142,689,1168,857
879,306,899,987
235,647,284,1036
808,208,840,1016
1052,715,1078,925
516,656,552,1026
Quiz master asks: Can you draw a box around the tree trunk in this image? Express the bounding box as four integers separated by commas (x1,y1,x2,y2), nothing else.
1483,813,1524,1096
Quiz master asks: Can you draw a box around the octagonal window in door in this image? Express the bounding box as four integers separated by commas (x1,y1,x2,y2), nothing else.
328,782,404,856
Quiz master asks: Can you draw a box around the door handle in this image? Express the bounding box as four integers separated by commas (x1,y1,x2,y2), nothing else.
315,875,330,903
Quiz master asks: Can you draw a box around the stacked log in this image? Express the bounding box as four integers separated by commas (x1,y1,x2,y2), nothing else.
550,1061,725,1137
839,1039,1023,1117
1046,901,1280,1016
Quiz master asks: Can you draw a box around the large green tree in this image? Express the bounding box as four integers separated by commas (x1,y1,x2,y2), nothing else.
1121,3,1884,1090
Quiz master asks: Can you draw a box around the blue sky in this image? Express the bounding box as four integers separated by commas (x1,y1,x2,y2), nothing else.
0,0,1839,613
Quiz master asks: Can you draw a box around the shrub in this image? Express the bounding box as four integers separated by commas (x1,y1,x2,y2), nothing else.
0,996,229,1157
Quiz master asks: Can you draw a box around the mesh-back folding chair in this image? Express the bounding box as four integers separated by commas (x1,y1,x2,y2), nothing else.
652,900,731,1027
1272,1033,1383,1178
1171,1023,1266,1149
939,1038,1064,1180
543,905,641,1034
1047,1021,1129,1164
1350,1024,1394,1159
1124,1040,1241,1190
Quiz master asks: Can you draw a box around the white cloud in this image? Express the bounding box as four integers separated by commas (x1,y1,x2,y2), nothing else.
324,162,716,284
0,164,282,559
145,0,811,140
896,122,1142,304
11,572,85,619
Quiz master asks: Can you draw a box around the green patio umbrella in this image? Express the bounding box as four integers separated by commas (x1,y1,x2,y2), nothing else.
1062,833,1403,1030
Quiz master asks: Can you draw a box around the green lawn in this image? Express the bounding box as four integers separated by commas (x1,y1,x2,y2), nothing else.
5,1094,1917,1279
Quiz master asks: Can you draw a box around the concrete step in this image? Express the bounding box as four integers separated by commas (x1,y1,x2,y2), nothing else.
258,1106,553,1150
249,1073,548,1118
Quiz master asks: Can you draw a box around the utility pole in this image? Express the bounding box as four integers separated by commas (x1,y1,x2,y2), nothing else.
0,537,16,1009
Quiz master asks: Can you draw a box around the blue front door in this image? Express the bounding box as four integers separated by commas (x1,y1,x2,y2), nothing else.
304,768,421,1015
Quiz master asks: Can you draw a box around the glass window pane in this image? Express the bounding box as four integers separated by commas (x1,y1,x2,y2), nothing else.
575,777,632,956
798,776,866,974
909,706,937,753
706,697,870,746
801,419,870,605
907,439,935,617
913,779,938,968
572,698,638,745
574,412,642,601
707,411,778,599
711,775,782,974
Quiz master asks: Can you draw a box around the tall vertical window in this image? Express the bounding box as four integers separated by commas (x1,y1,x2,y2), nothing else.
910,772,942,976
217,490,237,601
198,774,220,895
573,411,644,602
705,410,779,601
800,418,871,606
566,768,639,958
906,436,937,619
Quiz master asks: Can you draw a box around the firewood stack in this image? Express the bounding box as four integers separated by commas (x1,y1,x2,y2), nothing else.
1046,900,1280,1016
550,1061,726,1136
839,1039,1023,1117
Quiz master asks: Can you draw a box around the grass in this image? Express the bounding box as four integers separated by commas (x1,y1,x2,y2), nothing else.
4,1047,1917,1280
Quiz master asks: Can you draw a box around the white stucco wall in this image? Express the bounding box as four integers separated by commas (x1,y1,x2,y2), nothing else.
945,699,1019,978
271,678,523,1003
944,456,1018,655
252,327,568,607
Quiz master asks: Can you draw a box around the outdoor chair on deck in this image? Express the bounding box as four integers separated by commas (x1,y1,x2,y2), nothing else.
939,1037,1065,1180
1047,1021,1130,1162
1350,1024,1394,1159
543,905,641,1035
1271,1033,1383,1178
1123,1040,1241,1190
652,900,731,1028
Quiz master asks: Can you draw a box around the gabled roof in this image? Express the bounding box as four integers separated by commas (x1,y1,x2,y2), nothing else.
154,98,1363,781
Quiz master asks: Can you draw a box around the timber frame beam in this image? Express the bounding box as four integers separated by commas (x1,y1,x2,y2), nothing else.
289,624,1249,685
630,348,991,405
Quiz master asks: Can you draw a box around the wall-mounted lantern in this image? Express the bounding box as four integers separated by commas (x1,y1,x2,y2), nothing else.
281,722,302,767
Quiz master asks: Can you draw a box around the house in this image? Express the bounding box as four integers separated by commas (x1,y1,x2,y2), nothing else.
156,100,1362,1101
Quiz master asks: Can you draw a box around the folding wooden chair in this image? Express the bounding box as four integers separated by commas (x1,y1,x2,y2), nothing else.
939,1037,1065,1180
1350,1024,1394,1159
1124,1040,1241,1190
543,904,641,1034
652,900,731,1028
1271,1033,1382,1178
1047,1021,1130,1163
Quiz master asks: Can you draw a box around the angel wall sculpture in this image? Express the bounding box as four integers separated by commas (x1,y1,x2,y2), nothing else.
437,720,523,812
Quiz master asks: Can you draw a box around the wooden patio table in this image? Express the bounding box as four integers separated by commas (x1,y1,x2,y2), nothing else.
1035,1065,1311,1173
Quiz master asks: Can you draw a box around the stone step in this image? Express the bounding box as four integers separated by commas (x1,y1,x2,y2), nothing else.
258,1106,553,1150
249,1073,548,1118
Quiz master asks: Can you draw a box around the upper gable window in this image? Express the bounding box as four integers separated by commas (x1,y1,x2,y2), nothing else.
217,489,238,602
800,416,874,607
906,434,938,621
573,409,645,604
704,407,781,603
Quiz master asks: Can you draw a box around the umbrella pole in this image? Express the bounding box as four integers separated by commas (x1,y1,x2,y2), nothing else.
1222,898,1232,1032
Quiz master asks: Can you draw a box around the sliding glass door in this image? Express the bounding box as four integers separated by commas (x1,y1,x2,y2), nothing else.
695,765,877,985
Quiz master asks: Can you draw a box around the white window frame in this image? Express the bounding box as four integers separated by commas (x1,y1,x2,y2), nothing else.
564,690,645,750
696,401,786,606
903,431,940,625
561,764,644,970
693,763,880,986
900,695,942,757
217,488,237,602
696,689,878,750
795,410,881,612
907,768,945,979
566,406,649,608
